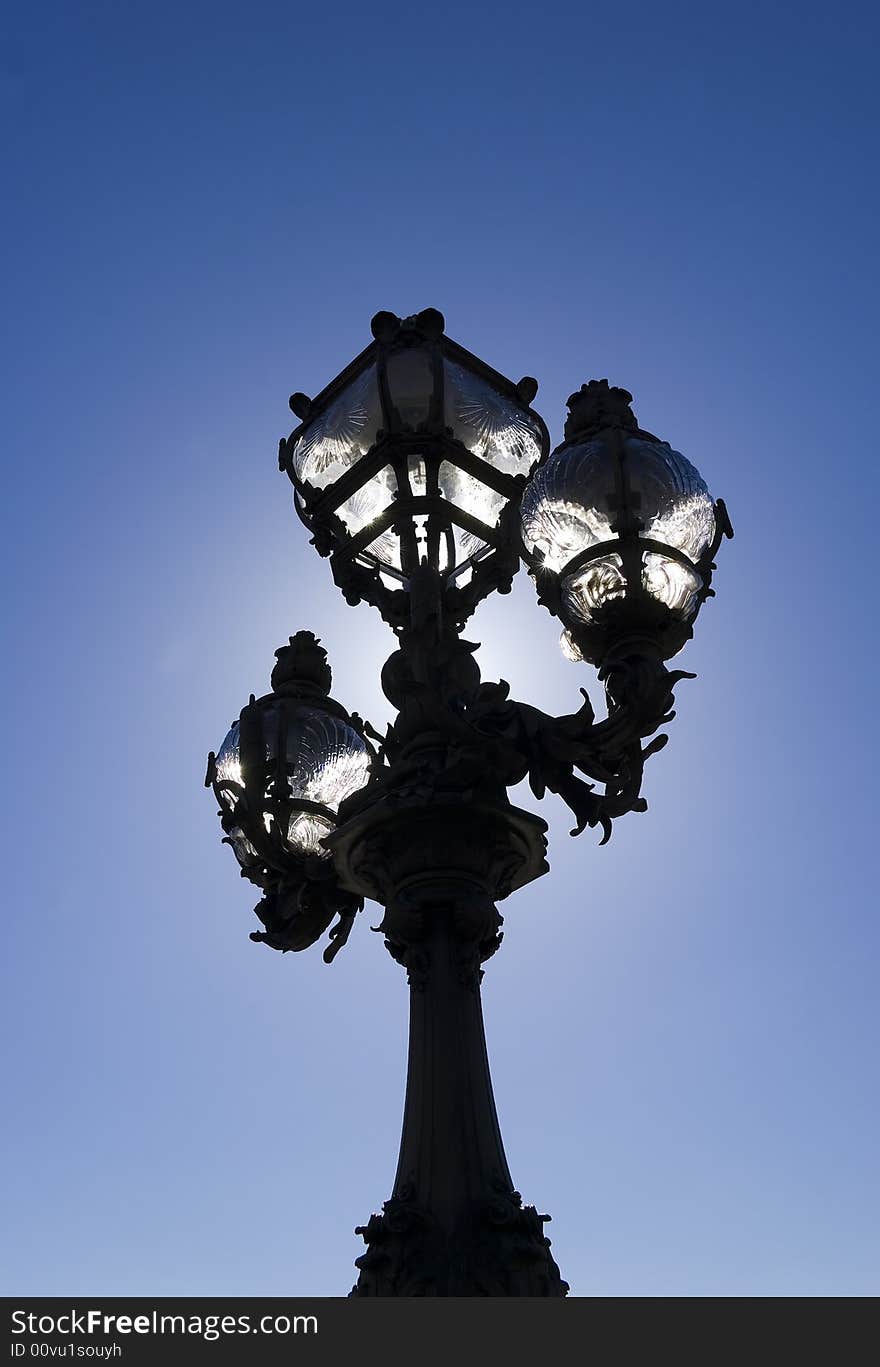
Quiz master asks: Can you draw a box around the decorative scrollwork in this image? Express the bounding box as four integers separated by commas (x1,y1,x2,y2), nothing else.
340,598,697,853
247,860,363,963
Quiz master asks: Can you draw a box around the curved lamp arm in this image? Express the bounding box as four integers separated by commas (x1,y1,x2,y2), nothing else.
338,618,696,849
463,652,694,843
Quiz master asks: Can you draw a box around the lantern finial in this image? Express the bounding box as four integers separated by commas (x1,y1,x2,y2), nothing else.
564,379,638,441
270,631,332,696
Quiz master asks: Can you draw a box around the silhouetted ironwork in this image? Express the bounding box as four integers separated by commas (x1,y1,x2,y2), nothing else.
205,310,731,1296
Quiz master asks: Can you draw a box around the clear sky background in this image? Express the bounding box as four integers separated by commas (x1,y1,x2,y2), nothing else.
2,1,878,1296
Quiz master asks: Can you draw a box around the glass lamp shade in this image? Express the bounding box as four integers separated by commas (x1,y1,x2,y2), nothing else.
283,310,549,616
521,433,715,626
291,366,384,493
212,704,371,865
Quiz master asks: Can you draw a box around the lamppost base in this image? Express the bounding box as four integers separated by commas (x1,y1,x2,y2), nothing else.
351,1190,568,1297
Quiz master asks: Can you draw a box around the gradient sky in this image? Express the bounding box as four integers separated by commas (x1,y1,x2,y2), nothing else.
2,1,878,1296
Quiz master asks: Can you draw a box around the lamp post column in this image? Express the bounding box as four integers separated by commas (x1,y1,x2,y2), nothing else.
330,799,569,1297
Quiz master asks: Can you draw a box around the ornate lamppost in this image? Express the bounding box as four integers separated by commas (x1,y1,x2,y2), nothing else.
206,309,732,1296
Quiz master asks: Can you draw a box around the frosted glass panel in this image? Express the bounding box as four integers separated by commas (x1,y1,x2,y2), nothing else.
444,360,542,475
439,460,503,564
641,552,702,617
561,554,626,624
521,442,615,571
286,811,335,857
291,366,382,489
625,439,714,561
336,465,395,538
215,722,243,809
262,706,371,812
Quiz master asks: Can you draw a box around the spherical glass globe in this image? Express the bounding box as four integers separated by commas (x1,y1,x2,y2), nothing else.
214,708,370,859
521,434,715,626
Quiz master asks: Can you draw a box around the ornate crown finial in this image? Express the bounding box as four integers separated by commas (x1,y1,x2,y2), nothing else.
370,308,446,343
270,630,332,695
564,379,637,441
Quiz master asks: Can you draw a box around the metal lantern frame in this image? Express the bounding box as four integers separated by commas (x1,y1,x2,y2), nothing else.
520,381,734,664
279,308,551,630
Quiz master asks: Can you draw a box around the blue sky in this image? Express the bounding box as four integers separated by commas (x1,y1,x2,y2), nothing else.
2,1,878,1295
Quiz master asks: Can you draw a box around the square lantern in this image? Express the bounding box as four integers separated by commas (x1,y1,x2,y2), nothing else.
279,309,550,628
